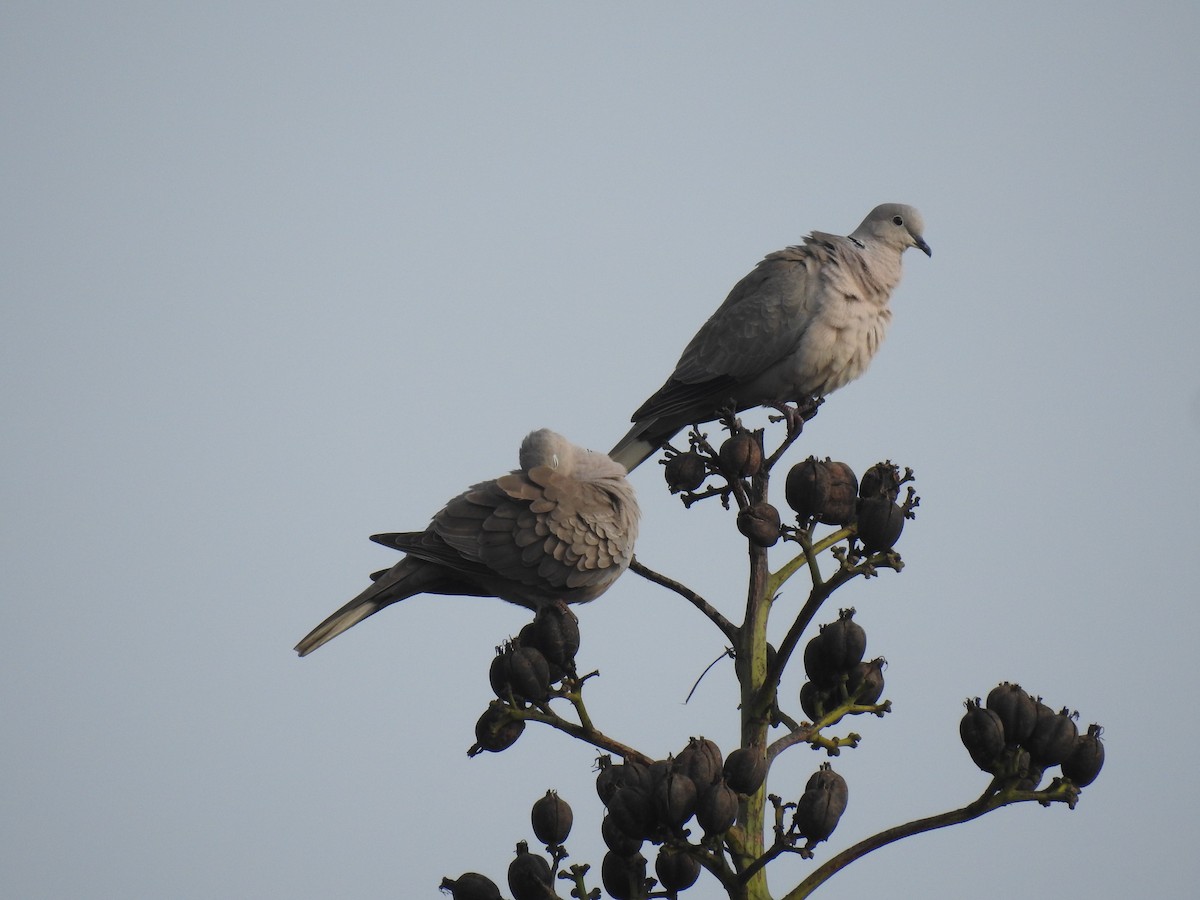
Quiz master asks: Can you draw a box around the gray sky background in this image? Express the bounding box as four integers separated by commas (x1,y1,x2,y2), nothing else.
4,3,1198,898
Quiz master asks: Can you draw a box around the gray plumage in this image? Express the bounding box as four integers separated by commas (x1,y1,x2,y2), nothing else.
295,429,639,657
610,204,930,471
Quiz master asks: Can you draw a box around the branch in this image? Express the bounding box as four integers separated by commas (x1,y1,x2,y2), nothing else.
781,779,1083,899
630,556,739,643
514,703,653,766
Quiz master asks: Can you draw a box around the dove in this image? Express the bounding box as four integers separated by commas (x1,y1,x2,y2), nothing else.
610,204,930,471
294,429,639,656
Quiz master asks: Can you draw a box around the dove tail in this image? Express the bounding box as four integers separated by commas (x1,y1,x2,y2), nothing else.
294,563,419,657
608,432,659,472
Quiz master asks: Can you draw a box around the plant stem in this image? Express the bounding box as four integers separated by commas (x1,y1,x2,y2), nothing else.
780,780,1081,899
630,556,739,643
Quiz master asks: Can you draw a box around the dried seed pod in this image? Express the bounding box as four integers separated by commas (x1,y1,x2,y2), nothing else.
718,432,763,478
489,647,512,700
847,657,886,705
677,736,724,788
804,762,846,795
471,705,525,755
723,746,767,795
1027,706,1079,766
1062,724,1105,787
601,850,648,900
959,698,1005,773
607,786,654,840
818,461,859,526
859,461,902,501
504,645,551,704
617,759,653,795
734,642,778,683
856,495,904,552
653,770,698,829
737,501,781,547
595,755,621,804
506,842,553,900
985,682,1037,746
802,635,838,687
655,845,702,891
1017,761,1046,791
529,601,581,669
439,873,503,900
818,608,867,671
794,763,848,843
531,790,573,846
601,812,643,857
663,451,708,493
800,680,832,721
695,780,739,835
784,457,830,520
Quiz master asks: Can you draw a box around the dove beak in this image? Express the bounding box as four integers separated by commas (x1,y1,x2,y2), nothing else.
914,236,932,257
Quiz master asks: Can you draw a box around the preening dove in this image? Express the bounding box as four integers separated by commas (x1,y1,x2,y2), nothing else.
295,429,640,657
610,204,930,471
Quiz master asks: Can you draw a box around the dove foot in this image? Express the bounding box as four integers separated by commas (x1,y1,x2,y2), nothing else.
768,396,823,437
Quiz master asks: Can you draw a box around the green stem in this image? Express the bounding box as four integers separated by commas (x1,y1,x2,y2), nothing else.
781,780,1082,899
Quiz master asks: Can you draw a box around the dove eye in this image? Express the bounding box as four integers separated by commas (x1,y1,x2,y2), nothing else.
892,215,904,226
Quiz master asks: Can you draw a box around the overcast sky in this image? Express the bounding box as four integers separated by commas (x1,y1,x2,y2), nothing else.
4,3,1198,898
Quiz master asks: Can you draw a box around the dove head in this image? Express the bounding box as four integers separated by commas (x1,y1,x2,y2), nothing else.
519,429,575,474
853,204,931,257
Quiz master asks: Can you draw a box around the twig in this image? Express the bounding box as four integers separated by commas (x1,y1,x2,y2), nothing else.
630,556,739,643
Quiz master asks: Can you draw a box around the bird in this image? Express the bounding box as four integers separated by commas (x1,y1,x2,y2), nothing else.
294,429,640,656
609,203,930,471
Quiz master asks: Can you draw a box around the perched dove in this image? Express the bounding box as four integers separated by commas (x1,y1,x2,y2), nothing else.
610,204,930,471
294,429,640,656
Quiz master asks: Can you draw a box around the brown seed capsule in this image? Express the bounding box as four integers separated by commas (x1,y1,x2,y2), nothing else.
653,770,698,829
470,705,525,756
677,736,724,788
819,461,859,526
800,680,832,721
1062,723,1105,787
1027,706,1079,766
803,634,839,687
737,501,781,547
655,846,702,891
719,432,763,478
607,785,654,840
488,648,512,701
855,496,904,552
439,873,503,900
601,850,647,900
695,780,739,835
847,657,886,705
601,812,643,857
503,645,551,704
723,746,767,795
959,698,1005,773
663,451,708,493
859,461,902,501
794,764,848,844
816,608,867,671
784,457,830,520
529,601,581,669
985,682,1037,746
530,789,573,846
506,842,553,900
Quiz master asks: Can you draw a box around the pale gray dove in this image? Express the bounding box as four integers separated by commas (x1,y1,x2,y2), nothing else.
610,204,930,471
295,429,640,656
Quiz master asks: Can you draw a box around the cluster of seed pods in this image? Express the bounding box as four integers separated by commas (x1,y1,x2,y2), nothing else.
960,682,1105,789
662,432,914,553
799,608,887,722
469,602,581,757
595,738,768,898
